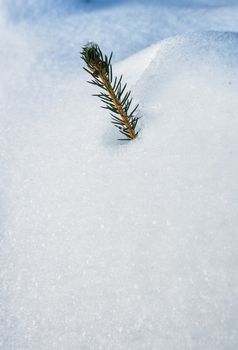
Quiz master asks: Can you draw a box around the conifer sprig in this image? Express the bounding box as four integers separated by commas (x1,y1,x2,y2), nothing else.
81,43,141,140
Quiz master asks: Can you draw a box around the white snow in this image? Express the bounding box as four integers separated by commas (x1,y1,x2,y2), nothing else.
1,1,238,349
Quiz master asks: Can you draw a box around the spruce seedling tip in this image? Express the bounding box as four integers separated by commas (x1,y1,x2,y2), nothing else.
81,43,141,141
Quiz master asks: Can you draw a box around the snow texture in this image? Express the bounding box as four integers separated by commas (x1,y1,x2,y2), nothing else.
1,1,238,349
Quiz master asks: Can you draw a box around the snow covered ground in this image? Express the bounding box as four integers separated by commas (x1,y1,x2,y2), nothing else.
1,1,238,349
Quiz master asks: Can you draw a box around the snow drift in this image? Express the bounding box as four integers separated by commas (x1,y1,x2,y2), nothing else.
1,21,238,350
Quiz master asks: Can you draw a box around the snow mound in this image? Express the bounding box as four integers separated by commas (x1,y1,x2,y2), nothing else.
1,31,238,349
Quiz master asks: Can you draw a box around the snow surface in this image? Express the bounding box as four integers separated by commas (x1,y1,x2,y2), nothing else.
1,1,238,349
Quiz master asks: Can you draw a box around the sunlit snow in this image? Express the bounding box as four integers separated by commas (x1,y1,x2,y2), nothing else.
1,1,238,349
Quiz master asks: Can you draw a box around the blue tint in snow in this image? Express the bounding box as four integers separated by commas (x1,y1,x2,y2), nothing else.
1,1,238,349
